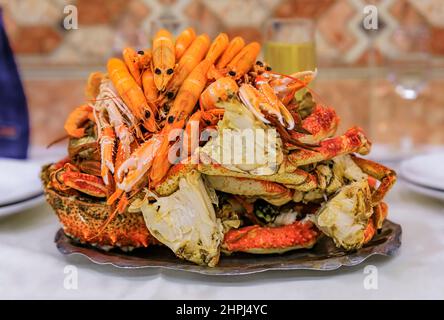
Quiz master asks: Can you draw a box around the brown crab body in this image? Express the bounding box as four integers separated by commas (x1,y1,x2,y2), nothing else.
42,166,151,250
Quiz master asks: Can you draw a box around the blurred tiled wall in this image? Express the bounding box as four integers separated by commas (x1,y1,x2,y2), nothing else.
3,0,444,66
1,0,444,146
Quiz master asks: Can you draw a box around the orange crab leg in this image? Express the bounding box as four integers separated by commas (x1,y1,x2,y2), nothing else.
287,126,371,167
373,201,388,230
223,221,319,254
206,175,293,206
267,70,317,105
288,105,340,145
363,219,376,244
351,155,397,205
58,163,107,198
78,160,102,177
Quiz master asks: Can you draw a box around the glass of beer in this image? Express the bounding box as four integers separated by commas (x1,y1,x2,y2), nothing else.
263,18,316,75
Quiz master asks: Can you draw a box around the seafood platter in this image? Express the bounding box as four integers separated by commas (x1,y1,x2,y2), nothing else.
42,27,401,273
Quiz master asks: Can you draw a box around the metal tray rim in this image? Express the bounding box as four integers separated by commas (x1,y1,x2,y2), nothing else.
55,219,402,276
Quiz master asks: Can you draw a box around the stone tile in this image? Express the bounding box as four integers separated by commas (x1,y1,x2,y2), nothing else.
23,79,86,146
158,0,177,4
390,0,428,27
184,0,223,37
421,80,444,144
125,0,151,25
409,0,444,27
315,77,444,145
113,15,149,54
430,27,444,55
317,0,357,53
314,78,372,134
355,48,386,66
274,0,335,19
368,78,444,146
11,25,62,54
50,26,114,64
23,76,444,146
4,0,444,70
315,32,343,67
356,0,399,65
111,0,151,52
203,0,280,27
77,0,128,25
4,0,69,26
225,26,263,44
363,0,384,4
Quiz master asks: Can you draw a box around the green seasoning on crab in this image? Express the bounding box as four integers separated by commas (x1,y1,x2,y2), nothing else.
314,179,373,250
140,170,223,267
199,99,283,176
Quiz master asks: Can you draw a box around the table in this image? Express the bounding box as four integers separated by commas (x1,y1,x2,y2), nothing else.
0,146,443,299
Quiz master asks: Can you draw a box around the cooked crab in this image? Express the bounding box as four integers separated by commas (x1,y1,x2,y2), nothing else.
140,170,223,267
42,27,397,268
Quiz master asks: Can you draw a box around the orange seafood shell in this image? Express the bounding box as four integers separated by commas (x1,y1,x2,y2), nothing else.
41,165,152,250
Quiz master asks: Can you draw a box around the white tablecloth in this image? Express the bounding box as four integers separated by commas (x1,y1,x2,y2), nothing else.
0,147,443,299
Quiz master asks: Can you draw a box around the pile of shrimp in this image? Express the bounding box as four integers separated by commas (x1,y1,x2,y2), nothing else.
64,27,315,221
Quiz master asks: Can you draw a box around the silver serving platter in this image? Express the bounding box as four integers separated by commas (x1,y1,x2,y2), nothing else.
55,220,402,276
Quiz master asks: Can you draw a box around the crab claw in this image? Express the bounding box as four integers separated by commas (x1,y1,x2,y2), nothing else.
54,163,107,198
268,68,318,105
256,80,295,130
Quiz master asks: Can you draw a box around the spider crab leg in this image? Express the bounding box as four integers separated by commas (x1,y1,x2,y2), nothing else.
205,175,293,206
287,126,371,168
50,163,107,198
222,220,319,254
350,155,397,205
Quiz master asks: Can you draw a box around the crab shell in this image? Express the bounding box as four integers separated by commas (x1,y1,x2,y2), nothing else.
41,166,151,250
222,221,320,254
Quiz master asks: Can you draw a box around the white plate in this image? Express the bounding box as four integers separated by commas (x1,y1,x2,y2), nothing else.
0,194,45,217
0,158,43,206
403,180,444,202
367,144,414,163
400,153,444,191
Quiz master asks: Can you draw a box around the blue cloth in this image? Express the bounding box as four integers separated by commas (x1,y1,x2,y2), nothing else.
0,8,29,159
